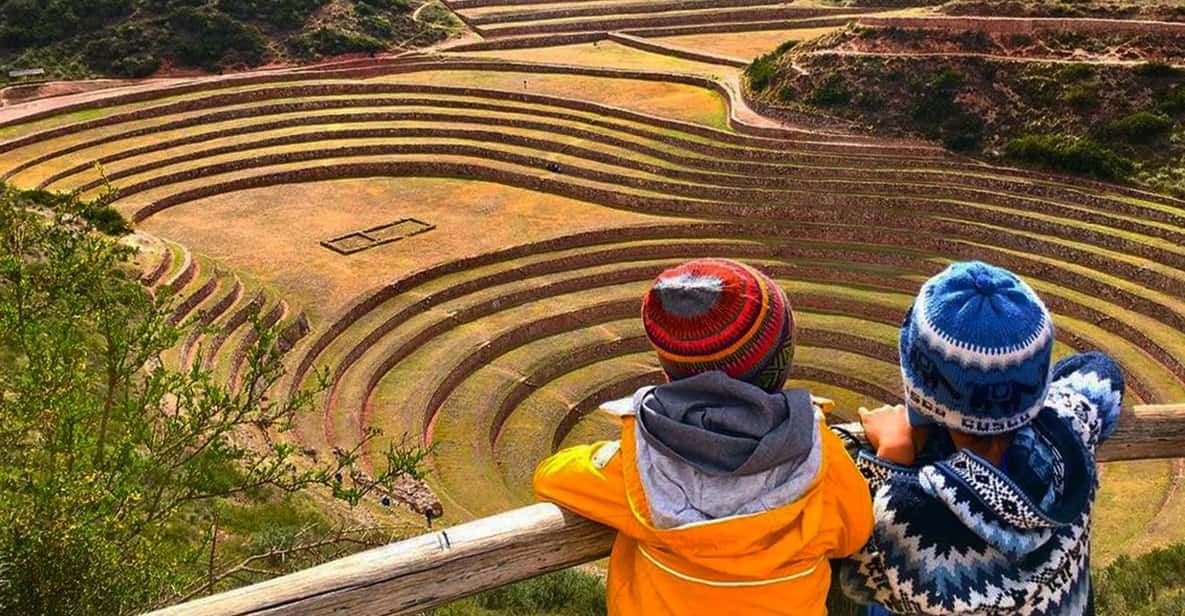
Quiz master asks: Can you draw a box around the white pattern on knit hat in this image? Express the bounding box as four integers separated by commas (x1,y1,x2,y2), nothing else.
902,367,1047,436
915,274,1054,371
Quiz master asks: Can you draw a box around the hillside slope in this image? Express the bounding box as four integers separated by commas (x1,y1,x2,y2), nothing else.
0,0,461,80
746,20,1185,196
941,0,1185,21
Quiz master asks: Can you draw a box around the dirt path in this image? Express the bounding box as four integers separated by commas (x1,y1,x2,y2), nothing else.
1155,458,1185,521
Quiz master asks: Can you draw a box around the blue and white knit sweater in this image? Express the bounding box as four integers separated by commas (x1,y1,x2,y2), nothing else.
840,352,1125,615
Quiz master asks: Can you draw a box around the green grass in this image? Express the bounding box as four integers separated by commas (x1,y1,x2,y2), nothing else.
431,540,1185,615
495,351,657,505
142,210,1185,555
434,314,645,513
1097,542,1185,615
430,569,606,616
363,280,648,452
17,107,779,192
429,566,872,615
23,83,1175,215
1094,460,1175,564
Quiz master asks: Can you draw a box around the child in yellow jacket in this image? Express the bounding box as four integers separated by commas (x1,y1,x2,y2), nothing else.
534,258,874,616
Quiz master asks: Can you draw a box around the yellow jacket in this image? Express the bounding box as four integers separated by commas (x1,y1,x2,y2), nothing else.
534,416,873,615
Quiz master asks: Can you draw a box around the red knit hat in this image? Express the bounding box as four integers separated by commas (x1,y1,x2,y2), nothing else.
642,259,796,392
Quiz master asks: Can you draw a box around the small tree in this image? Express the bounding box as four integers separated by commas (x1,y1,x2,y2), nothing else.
0,184,421,614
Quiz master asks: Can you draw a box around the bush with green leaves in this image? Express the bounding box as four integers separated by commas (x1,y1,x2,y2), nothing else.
288,26,385,59
82,23,163,78
215,0,329,31
746,40,798,95
167,7,267,70
776,85,798,103
1057,62,1095,82
1096,543,1185,615
907,67,983,150
1059,83,1100,110
745,24,1185,193
12,185,130,235
0,0,451,79
1134,61,1184,79
746,53,780,93
0,0,133,48
1096,111,1175,145
0,184,426,614
807,72,852,107
1004,134,1136,182
357,0,413,11
1156,86,1185,116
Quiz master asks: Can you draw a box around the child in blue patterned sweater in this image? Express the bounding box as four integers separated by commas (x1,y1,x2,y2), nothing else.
840,261,1125,616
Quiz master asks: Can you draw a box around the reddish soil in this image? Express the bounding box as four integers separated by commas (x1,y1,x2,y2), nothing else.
0,79,149,106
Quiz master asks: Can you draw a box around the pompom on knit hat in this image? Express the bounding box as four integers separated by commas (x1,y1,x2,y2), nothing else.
900,261,1054,435
641,258,795,393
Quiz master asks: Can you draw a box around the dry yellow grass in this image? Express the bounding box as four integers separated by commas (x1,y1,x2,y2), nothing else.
369,70,731,129
136,177,666,317
655,27,842,60
450,41,741,78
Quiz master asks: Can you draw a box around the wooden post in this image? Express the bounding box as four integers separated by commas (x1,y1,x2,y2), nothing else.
146,405,1184,616
1099,405,1185,462
835,404,1185,463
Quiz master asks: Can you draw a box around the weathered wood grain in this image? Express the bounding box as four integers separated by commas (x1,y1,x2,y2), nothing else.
147,404,1183,616
1098,405,1185,462
147,504,615,616
835,404,1185,463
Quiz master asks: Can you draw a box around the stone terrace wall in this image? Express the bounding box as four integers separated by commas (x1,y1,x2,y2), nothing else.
468,0,792,26
204,291,264,370
117,144,1185,286
170,275,218,325
490,335,650,443
480,6,850,37
607,32,747,66
622,16,853,37
140,246,172,287
550,371,661,449
859,15,1185,35
418,299,642,438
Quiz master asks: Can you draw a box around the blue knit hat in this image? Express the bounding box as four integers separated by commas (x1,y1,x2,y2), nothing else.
900,261,1054,435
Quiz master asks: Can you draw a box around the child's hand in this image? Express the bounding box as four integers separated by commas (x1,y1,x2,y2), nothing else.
859,405,925,466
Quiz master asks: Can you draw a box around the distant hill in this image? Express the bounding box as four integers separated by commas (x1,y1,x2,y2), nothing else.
941,0,1185,21
746,20,1185,196
0,0,460,80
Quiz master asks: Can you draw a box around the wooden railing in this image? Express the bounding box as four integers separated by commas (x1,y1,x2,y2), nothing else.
148,404,1185,616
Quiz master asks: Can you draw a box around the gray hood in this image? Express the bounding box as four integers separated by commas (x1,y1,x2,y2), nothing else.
632,372,823,529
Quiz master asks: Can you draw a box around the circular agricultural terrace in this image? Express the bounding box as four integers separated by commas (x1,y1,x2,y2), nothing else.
2,2,1184,563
